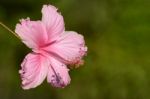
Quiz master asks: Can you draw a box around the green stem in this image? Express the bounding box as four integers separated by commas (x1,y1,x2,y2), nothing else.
0,22,20,39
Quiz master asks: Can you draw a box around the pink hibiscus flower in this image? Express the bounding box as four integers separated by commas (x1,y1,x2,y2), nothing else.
15,4,87,90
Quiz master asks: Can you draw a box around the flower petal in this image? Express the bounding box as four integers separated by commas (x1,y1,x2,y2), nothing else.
43,31,87,66
19,53,49,90
15,18,48,49
41,5,64,41
47,56,70,88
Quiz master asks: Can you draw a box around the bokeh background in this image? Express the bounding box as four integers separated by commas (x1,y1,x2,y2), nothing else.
0,0,150,99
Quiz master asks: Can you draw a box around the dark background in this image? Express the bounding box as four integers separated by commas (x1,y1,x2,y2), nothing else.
0,0,150,99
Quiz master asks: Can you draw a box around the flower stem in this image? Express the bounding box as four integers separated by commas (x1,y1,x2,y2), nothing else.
0,22,20,39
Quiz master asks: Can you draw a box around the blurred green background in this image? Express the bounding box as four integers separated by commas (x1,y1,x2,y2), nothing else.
0,0,150,99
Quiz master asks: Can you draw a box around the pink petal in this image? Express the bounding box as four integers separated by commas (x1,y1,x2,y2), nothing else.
47,56,71,88
19,53,49,90
41,5,64,41
15,18,48,49
43,31,87,66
